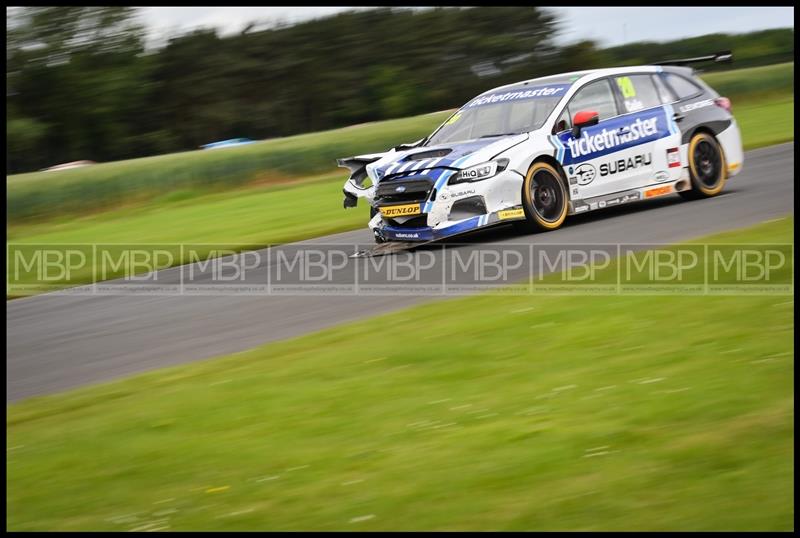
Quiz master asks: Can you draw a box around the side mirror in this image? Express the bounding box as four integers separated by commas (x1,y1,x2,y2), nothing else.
571,110,599,138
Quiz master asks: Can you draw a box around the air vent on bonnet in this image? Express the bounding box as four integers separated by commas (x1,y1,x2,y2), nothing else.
403,148,452,161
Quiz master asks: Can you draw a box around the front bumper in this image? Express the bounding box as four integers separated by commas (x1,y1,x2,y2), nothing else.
378,209,527,242
371,168,527,242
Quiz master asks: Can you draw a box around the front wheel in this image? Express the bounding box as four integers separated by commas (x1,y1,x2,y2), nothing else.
519,161,569,232
679,132,727,200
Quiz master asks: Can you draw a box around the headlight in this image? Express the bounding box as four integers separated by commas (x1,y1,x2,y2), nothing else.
449,158,509,185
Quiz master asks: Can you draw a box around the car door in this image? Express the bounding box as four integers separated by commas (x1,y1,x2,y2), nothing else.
553,75,679,202
609,73,683,191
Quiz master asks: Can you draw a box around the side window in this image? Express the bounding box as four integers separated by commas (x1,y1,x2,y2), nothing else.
613,75,662,113
568,79,618,122
555,79,618,132
664,73,702,100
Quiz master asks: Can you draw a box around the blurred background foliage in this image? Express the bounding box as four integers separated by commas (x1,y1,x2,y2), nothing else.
6,6,795,174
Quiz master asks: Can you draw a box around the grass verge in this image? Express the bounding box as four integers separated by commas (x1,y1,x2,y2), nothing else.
701,62,793,103
732,95,794,150
7,217,794,531
6,174,371,298
6,111,452,223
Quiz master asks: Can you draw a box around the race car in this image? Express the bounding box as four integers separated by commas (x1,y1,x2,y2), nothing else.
338,52,743,244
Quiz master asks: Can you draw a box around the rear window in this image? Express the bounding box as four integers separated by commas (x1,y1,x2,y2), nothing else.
664,73,703,100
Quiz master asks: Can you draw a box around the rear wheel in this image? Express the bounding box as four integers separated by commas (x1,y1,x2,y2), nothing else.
679,132,727,200
519,161,569,232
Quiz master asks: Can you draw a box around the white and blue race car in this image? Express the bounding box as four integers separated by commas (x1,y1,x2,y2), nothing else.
338,53,743,244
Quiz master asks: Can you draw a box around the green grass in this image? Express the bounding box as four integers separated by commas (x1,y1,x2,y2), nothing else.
732,96,794,150
701,62,794,101
7,217,794,531
6,175,371,296
6,62,793,224
7,110,452,223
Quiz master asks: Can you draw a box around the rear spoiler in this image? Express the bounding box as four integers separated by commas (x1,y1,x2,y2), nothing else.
655,51,733,67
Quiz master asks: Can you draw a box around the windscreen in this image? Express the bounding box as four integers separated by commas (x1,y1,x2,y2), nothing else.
425,82,572,146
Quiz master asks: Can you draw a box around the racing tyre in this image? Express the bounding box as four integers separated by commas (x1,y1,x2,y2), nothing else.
679,132,727,200
520,161,569,232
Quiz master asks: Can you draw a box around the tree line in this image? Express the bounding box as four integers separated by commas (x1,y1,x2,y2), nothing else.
6,7,794,174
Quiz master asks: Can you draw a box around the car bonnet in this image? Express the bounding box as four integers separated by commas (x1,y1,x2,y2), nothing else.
367,133,528,183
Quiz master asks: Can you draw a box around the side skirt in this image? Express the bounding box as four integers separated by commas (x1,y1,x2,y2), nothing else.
569,179,691,215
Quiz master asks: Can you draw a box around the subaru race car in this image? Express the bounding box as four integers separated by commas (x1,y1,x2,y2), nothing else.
338,52,743,244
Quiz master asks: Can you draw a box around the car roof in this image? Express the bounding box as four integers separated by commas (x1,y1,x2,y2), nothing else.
482,65,689,95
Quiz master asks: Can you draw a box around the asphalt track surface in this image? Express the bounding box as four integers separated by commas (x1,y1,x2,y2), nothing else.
7,143,794,402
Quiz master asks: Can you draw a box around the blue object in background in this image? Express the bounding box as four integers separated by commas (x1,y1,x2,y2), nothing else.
201,138,255,150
